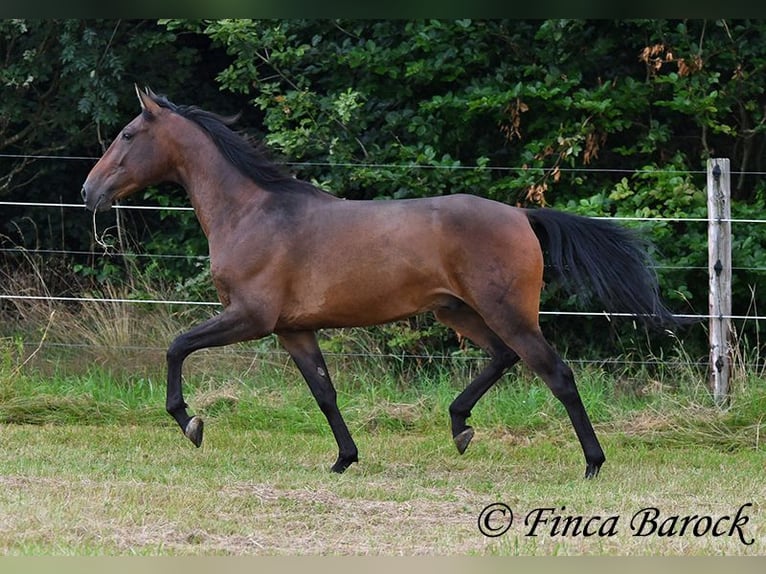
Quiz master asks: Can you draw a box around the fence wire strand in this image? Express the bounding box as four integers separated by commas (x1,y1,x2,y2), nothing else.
2,161,765,369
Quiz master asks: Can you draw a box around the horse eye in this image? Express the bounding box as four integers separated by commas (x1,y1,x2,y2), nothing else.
122,131,133,141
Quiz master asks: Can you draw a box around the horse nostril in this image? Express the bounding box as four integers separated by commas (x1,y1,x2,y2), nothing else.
81,186,87,202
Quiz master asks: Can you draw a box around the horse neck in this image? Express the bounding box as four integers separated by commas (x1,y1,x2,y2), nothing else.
171,134,266,239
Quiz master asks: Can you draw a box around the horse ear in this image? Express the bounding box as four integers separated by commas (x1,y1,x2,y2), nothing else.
134,84,160,117
135,83,147,109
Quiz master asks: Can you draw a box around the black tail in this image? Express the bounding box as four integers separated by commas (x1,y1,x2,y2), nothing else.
525,208,680,330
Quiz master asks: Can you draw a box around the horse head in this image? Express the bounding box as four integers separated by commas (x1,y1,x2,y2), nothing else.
82,85,177,212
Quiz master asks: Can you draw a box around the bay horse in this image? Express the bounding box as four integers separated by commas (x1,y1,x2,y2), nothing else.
82,86,678,478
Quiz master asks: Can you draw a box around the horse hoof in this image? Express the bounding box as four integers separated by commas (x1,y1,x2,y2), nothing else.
184,416,204,448
330,453,358,474
584,462,601,479
453,427,475,455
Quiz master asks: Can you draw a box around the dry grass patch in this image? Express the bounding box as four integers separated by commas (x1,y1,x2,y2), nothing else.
1,422,764,556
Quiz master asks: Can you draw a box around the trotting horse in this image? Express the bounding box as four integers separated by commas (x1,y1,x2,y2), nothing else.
82,86,678,478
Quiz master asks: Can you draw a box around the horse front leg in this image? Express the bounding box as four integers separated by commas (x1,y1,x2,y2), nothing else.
166,307,265,447
278,331,359,473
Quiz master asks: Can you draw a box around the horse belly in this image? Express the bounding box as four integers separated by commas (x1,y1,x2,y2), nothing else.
277,248,453,330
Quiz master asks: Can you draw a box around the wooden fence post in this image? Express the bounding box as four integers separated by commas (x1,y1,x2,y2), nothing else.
707,158,732,404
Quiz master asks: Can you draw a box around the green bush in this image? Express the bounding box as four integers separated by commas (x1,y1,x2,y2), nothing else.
3,19,765,364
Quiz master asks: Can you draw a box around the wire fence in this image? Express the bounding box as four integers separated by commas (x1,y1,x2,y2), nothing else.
6,150,766,177
2,157,766,367
2,200,765,320
4,338,717,372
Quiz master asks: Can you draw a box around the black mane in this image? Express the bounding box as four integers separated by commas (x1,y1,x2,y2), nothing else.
149,93,325,196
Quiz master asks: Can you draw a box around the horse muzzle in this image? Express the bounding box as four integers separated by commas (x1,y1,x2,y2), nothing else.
81,181,115,213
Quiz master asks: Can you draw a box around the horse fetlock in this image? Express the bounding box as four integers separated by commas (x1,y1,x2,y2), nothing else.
184,416,204,448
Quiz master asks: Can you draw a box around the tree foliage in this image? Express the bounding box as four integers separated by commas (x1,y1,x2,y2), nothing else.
1,19,237,289
185,20,766,200
1,20,203,192
3,19,766,358
182,19,766,348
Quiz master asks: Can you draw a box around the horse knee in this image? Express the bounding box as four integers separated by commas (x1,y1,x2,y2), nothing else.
166,336,189,365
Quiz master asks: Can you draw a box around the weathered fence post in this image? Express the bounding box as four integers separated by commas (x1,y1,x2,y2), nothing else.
707,158,732,404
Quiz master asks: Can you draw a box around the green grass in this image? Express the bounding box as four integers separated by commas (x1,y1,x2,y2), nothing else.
3,246,765,556
1,334,765,555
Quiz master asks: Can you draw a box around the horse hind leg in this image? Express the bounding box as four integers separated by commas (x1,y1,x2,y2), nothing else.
450,353,518,455
278,331,359,473
434,305,520,455
490,318,606,478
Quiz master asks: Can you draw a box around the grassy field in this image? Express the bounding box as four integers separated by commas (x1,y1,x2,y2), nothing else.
1,324,765,556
